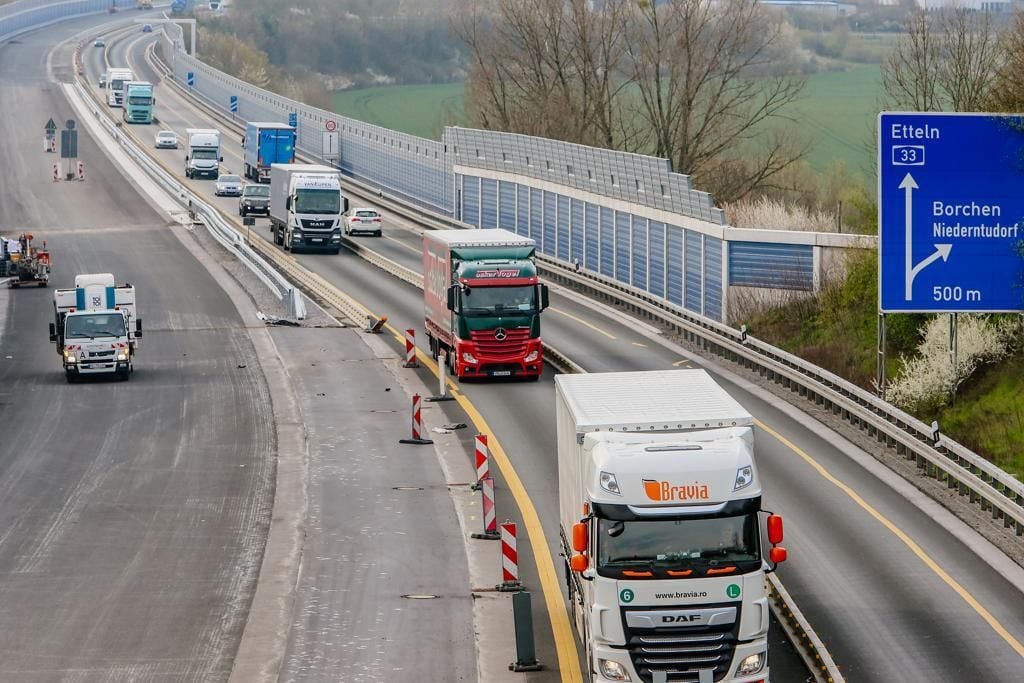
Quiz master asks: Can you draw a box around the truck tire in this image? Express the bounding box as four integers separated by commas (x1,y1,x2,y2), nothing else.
66,372,78,384
331,248,341,255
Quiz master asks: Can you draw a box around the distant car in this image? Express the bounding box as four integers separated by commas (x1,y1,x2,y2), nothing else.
215,174,243,197
94,38,106,48
345,208,383,237
98,74,107,89
154,130,178,149
239,183,270,217
142,24,153,33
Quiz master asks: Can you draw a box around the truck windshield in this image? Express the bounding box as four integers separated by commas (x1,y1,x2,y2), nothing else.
295,188,340,214
111,79,127,90
192,149,218,160
128,96,151,105
461,285,536,314
597,514,759,571
66,313,126,339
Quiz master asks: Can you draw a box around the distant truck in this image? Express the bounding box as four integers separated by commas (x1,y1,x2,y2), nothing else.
269,163,347,253
170,0,189,15
105,67,134,107
243,122,296,183
136,0,153,9
50,274,143,382
423,229,549,380
122,81,155,124
556,369,787,683
184,128,221,179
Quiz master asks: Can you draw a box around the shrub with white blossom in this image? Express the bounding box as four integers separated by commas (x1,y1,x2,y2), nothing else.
886,315,1018,412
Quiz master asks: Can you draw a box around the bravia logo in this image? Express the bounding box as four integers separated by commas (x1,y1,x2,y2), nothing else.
643,479,710,502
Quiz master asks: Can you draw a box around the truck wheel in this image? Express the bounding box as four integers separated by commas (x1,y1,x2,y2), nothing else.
331,248,341,255
66,372,78,384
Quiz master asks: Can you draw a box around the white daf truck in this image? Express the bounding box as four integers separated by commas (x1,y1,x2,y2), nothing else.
556,369,787,683
105,67,134,107
269,163,347,253
184,128,222,179
49,273,143,382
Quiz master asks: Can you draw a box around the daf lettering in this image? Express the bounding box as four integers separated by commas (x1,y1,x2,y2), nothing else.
662,614,700,623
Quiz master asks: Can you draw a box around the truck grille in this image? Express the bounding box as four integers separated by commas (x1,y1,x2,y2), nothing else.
300,219,333,231
89,350,115,358
624,607,739,682
469,327,530,357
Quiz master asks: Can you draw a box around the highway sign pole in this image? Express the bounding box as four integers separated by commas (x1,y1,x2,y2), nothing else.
876,313,886,400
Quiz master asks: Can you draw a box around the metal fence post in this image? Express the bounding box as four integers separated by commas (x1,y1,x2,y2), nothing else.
508,591,542,672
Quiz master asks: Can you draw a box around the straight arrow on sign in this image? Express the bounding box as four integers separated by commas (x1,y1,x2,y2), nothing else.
901,172,953,300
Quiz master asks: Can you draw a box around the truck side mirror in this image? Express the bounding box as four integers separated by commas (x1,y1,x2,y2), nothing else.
49,322,56,343
539,283,550,310
769,547,787,565
570,554,588,573
286,196,292,211
135,319,143,338
446,285,458,312
184,155,189,162
342,197,349,214
219,156,224,163
572,522,588,552
767,514,784,545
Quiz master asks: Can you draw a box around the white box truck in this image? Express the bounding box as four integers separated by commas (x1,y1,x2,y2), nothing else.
556,369,787,683
184,128,221,179
269,163,347,254
49,273,143,382
106,67,134,107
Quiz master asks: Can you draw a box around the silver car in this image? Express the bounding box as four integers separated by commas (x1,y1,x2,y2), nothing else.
215,174,243,197
154,130,178,149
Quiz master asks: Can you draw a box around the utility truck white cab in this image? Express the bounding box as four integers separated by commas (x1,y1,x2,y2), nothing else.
50,274,143,382
269,163,347,253
105,67,134,107
184,128,222,179
556,369,787,683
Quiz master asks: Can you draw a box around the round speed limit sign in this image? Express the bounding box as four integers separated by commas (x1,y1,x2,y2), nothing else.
325,120,337,132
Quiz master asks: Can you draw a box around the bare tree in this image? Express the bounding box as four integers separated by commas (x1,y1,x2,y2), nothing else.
882,8,1001,112
988,10,1024,112
623,0,806,201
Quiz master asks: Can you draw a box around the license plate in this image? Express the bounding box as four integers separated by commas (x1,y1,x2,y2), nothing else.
492,370,511,376
311,238,323,243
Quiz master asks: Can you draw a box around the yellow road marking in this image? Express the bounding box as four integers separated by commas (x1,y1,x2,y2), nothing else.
672,359,691,367
631,342,647,348
756,419,1024,659
550,307,616,340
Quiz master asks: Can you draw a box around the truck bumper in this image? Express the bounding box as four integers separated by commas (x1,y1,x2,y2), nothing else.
589,640,770,682
65,360,130,377
453,340,543,379
292,231,342,252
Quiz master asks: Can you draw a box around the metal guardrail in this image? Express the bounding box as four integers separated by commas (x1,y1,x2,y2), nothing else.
147,36,1024,539
70,75,307,320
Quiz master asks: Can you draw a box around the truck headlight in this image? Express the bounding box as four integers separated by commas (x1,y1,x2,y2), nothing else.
524,349,539,363
736,651,765,675
462,351,477,363
599,471,621,496
597,659,630,681
734,465,753,491
117,352,128,361
64,353,77,363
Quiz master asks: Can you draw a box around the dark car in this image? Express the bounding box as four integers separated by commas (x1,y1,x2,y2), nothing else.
239,183,270,217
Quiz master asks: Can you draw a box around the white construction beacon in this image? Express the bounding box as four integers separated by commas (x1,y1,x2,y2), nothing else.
556,369,787,683
49,273,142,382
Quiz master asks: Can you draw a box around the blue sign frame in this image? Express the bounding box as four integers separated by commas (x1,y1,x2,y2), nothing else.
229,95,238,113
879,113,1024,313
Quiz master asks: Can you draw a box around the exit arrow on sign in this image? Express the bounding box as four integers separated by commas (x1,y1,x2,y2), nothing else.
44,118,56,133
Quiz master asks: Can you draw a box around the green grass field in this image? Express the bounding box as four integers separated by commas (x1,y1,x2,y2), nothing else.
331,83,465,141
330,65,884,173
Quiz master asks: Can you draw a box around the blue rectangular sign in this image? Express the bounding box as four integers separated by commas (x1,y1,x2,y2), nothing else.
229,95,238,113
186,71,194,88
879,113,1024,312
288,112,297,128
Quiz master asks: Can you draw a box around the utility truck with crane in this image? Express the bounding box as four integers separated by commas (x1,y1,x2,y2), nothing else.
422,229,548,380
49,274,143,382
557,369,787,683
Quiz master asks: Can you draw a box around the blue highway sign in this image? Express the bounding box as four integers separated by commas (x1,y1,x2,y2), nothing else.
879,113,1024,312
288,112,297,128
187,71,195,88
229,95,238,113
